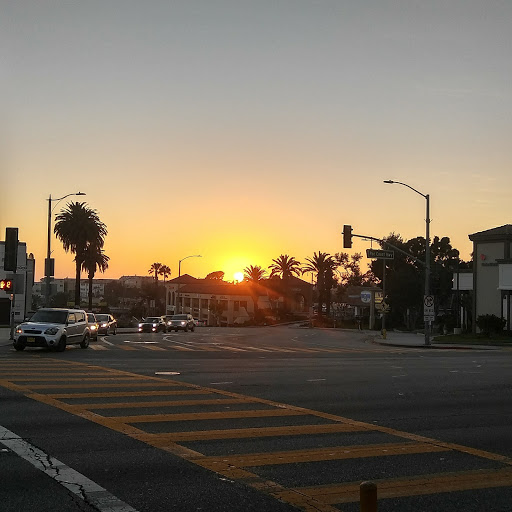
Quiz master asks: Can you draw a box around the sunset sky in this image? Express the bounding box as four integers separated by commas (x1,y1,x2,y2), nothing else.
2,1,511,283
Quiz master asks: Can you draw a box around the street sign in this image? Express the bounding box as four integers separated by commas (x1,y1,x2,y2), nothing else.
360,290,372,303
366,249,394,259
424,295,435,321
376,300,390,312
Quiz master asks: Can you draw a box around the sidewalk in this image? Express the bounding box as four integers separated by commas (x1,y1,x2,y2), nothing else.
369,330,501,350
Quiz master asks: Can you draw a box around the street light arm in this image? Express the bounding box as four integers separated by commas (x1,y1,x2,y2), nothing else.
383,180,426,199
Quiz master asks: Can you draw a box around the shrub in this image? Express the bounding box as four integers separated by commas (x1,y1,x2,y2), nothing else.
476,314,506,336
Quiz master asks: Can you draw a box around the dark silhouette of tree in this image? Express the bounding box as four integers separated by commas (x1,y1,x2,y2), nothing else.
159,265,171,282
243,265,267,318
54,201,107,307
268,255,301,313
82,244,109,311
205,271,225,280
302,252,338,316
148,263,162,281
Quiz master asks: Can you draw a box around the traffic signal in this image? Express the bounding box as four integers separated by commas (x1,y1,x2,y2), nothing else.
4,227,18,271
0,279,13,291
343,225,353,248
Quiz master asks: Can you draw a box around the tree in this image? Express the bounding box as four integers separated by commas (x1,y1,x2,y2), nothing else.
268,255,301,313
205,271,225,280
54,201,107,307
148,263,162,281
243,265,266,282
243,265,267,318
302,252,338,317
159,265,171,282
82,244,109,311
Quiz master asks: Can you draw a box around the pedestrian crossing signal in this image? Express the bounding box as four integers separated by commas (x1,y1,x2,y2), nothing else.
0,279,13,291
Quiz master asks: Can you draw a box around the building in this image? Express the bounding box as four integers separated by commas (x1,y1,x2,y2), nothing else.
469,225,512,332
165,275,312,326
0,240,35,324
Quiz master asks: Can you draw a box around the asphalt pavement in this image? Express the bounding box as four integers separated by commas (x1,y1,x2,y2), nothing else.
0,325,501,350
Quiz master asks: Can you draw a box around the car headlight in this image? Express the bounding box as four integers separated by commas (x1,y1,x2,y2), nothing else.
138,323,143,327
181,321,186,325
152,323,157,327
45,327,59,335
90,325,97,331
16,327,23,334
101,323,108,328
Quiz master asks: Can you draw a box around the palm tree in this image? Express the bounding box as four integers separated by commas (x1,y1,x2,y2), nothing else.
268,255,301,312
148,262,162,281
302,252,338,317
243,265,266,282
159,265,171,282
268,255,301,280
54,201,107,307
82,245,109,310
243,265,267,316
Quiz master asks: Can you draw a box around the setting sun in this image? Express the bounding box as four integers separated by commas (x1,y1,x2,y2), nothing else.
233,271,244,283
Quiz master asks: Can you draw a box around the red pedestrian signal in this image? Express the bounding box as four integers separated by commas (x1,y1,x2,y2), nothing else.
0,279,13,291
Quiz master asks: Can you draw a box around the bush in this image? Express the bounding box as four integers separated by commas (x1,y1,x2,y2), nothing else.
476,314,506,336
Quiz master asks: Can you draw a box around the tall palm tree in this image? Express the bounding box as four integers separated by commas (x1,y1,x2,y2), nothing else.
158,265,171,282
268,255,301,312
148,262,162,281
54,201,107,307
243,265,266,282
268,255,301,280
82,245,109,311
243,265,267,315
302,252,338,316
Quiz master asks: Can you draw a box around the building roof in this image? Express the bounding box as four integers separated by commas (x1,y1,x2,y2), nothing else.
469,225,512,242
166,274,198,284
179,281,253,296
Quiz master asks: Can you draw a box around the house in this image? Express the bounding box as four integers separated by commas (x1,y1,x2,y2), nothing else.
469,224,512,332
165,274,312,326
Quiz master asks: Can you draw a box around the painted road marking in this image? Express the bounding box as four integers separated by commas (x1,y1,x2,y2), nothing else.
0,425,139,512
2,358,512,511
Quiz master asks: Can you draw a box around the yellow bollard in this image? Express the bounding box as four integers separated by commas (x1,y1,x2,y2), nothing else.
381,329,387,339
360,481,377,512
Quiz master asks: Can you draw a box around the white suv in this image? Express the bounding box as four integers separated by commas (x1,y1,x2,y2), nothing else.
14,308,91,352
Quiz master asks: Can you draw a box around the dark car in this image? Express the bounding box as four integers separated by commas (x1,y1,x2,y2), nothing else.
95,313,117,335
138,316,167,333
168,314,195,332
86,312,99,341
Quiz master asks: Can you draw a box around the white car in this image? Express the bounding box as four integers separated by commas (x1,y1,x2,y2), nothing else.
14,308,91,352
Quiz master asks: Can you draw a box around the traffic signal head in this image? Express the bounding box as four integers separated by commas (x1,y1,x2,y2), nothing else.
0,279,13,291
4,227,18,271
343,225,353,248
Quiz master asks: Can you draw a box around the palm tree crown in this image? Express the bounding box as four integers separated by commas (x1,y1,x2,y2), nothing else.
54,201,107,306
268,254,301,280
159,265,171,282
82,245,109,310
243,265,266,282
148,263,162,281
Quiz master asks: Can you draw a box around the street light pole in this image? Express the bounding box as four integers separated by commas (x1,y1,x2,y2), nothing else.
177,254,201,314
45,192,86,307
384,180,431,345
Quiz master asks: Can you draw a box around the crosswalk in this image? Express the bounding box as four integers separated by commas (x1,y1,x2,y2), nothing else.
87,339,415,354
1,358,511,511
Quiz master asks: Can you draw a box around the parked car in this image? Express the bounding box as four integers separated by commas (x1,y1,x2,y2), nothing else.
86,312,99,341
13,308,91,352
138,316,167,333
95,313,117,335
168,314,195,332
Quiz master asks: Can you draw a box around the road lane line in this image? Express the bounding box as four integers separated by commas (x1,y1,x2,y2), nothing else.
0,425,139,512
197,442,448,468
292,467,512,504
113,409,305,423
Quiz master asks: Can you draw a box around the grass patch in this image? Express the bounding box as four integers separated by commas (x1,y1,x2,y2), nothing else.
434,332,512,345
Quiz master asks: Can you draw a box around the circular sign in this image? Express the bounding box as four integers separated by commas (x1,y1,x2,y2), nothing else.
360,291,372,303
424,295,434,308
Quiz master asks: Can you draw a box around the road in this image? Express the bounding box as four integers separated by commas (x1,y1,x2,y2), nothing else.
1,326,512,511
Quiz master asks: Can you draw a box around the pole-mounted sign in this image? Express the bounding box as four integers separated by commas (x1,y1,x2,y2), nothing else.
366,249,394,259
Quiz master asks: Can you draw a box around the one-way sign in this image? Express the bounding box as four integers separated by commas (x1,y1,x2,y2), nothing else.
366,249,394,259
